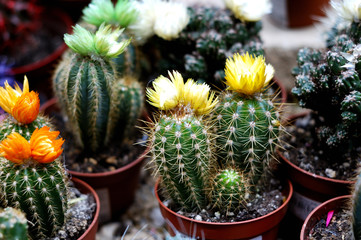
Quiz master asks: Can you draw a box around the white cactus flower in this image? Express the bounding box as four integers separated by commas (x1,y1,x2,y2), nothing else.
224,0,272,22
331,0,361,21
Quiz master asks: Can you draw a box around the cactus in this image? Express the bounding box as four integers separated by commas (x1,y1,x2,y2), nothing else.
82,0,139,77
0,125,67,239
146,71,218,211
210,168,250,215
292,1,361,155
148,6,265,87
213,53,280,184
0,207,28,240
53,24,144,153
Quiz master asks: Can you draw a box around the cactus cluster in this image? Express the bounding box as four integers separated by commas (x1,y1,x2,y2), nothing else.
53,24,144,153
146,52,282,215
292,1,361,155
150,6,265,87
0,207,28,240
0,78,70,239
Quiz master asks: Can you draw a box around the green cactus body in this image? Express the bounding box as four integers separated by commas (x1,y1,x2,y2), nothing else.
0,159,68,239
0,207,28,240
0,115,50,141
53,53,113,152
214,92,280,183
210,169,249,214
151,114,212,211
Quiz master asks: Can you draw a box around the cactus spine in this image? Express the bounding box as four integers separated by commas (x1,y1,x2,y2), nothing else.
147,71,218,211
53,24,134,152
0,207,28,240
214,53,280,184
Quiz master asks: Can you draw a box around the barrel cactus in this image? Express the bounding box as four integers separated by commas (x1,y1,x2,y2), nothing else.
292,0,361,156
0,76,51,142
0,207,28,240
53,24,145,153
213,52,280,184
0,125,68,239
146,71,218,211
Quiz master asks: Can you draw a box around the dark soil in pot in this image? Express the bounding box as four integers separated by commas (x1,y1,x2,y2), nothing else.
280,113,360,181
50,181,96,240
159,174,284,223
51,112,146,173
307,209,352,240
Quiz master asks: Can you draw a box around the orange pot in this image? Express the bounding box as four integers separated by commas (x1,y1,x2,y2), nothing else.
155,179,293,240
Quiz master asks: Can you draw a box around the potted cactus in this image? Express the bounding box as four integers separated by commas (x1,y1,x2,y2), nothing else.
300,168,361,239
129,0,271,89
278,0,361,222
0,77,100,239
146,53,292,239
51,23,146,222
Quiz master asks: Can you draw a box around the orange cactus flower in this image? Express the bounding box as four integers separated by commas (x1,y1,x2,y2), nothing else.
30,126,64,164
0,76,40,124
0,132,31,164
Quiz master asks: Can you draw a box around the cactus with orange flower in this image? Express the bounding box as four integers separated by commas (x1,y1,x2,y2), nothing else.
146,71,218,210
0,76,51,142
53,24,144,152
0,126,69,239
213,52,282,184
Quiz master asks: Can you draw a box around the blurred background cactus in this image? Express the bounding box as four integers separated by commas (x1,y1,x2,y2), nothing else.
292,0,361,157
0,207,28,240
53,24,144,153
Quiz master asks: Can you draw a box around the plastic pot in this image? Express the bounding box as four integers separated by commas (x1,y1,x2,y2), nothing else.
72,177,100,240
300,195,351,240
155,179,293,240
277,112,354,221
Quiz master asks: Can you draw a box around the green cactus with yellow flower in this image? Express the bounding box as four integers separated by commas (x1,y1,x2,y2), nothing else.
0,79,70,239
213,53,281,184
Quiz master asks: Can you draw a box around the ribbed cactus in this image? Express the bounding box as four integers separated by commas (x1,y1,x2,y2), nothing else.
0,126,67,239
146,71,218,211
214,53,280,184
0,207,28,240
82,0,139,76
210,169,250,215
53,24,144,153
150,6,264,87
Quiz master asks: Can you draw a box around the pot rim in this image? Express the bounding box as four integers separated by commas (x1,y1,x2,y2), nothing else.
11,8,73,75
300,195,351,240
154,177,293,226
71,177,100,240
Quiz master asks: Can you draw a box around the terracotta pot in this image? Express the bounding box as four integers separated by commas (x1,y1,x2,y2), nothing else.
300,195,351,240
278,112,354,221
72,177,100,240
40,98,148,222
272,77,287,104
155,179,293,240
270,0,330,28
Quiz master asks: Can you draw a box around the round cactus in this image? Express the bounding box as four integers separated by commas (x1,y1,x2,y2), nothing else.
0,207,28,240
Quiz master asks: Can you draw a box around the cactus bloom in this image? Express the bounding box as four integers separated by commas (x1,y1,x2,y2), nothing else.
0,127,64,164
225,0,272,22
147,71,218,115
224,52,274,96
30,126,64,164
0,76,40,124
331,0,361,21
0,132,31,164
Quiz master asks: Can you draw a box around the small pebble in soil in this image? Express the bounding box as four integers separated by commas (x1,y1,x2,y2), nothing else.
325,168,336,178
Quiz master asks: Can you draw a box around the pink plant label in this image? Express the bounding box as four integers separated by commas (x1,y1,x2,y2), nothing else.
326,210,334,227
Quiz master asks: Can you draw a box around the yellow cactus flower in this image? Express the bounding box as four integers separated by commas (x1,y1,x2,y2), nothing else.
0,76,40,124
30,126,64,164
224,53,274,96
146,71,184,110
0,132,31,164
183,79,218,115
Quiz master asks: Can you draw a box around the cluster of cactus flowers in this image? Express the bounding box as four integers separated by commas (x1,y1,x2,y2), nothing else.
146,51,282,215
292,0,361,157
0,77,70,239
53,21,144,154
